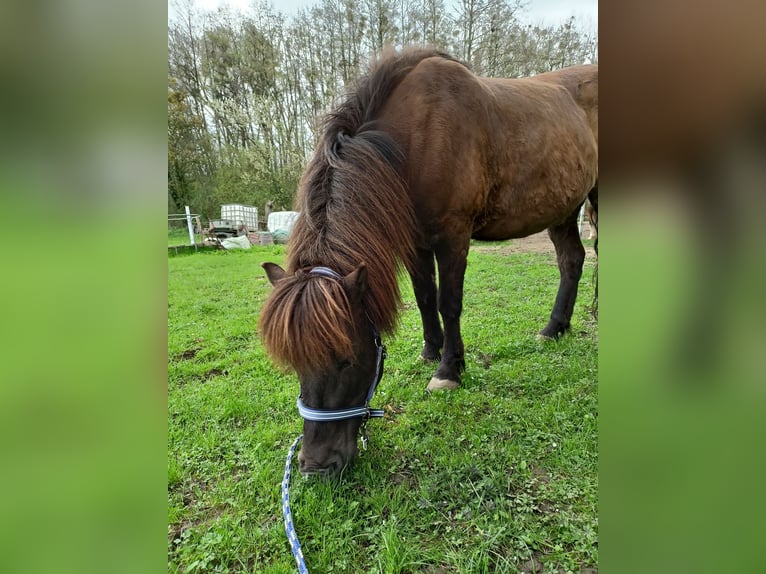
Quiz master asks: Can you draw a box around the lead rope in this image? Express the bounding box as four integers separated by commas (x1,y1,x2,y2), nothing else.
282,435,309,574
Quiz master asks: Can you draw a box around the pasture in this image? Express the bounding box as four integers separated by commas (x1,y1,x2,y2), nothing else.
168,239,597,573
168,228,192,246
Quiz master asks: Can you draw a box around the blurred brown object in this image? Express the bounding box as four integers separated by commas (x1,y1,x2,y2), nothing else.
600,5,766,573
600,0,766,175
600,0,766,375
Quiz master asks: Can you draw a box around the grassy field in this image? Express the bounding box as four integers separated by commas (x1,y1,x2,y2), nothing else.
169,227,203,246
168,242,597,573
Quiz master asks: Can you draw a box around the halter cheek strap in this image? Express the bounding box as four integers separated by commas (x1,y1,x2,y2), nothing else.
295,267,386,423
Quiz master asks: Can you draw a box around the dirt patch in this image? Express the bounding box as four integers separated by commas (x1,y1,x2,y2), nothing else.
518,553,598,574
477,351,495,369
530,464,551,484
519,554,544,574
472,231,596,261
389,469,417,488
176,347,201,361
203,368,226,380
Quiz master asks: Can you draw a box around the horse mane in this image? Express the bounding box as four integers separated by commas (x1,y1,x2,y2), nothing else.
259,270,356,372
260,47,463,372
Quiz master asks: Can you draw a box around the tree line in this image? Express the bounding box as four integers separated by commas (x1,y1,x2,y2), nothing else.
168,0,597,220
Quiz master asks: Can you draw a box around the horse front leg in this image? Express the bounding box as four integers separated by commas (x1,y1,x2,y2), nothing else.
427,239,469,391
540,207,586,339
407,247,443,362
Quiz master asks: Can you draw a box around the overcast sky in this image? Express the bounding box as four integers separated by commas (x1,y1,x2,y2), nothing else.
171,0,597,30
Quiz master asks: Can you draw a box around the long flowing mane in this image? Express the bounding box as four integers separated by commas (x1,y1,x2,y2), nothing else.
260,48,462,372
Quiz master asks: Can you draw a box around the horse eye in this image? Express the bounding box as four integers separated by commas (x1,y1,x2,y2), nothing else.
338,360,352,371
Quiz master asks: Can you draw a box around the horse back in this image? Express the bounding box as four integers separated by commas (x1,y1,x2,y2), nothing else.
380,58,598,240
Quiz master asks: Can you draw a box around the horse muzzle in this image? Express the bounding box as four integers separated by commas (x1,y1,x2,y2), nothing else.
298,449,349,477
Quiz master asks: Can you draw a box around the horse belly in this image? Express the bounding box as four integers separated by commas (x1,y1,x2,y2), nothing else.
472,216,549,240
471,203,572,240
473,168,595,240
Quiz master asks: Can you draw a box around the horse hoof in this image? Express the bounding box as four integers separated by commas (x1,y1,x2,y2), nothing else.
536,333,556,342
427,377,459,391
418,354,440,363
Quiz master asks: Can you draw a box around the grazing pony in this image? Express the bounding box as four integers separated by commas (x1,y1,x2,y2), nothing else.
259,48,598,474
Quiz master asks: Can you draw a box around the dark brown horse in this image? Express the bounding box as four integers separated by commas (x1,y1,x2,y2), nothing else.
259,48,598,474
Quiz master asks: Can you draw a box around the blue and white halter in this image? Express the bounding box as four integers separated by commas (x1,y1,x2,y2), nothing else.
295,266,386,423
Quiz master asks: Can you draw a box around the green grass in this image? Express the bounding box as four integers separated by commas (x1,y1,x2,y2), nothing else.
168,243,597,573
169,227,199,246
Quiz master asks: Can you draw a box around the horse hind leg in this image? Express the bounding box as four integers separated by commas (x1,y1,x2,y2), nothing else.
539,207,587,339
588,184,598,255
588,184,598,316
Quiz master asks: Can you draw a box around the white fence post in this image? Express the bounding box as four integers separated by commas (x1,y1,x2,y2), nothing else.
185,205,195,245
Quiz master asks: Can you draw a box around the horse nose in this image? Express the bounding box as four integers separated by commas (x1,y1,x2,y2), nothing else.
298,452,344,477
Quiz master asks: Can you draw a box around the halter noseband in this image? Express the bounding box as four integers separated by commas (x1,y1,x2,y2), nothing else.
295,266,386,423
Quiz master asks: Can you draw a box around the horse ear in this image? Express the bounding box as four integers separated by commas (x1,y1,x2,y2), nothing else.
343,263,368,299
262,262,288,286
